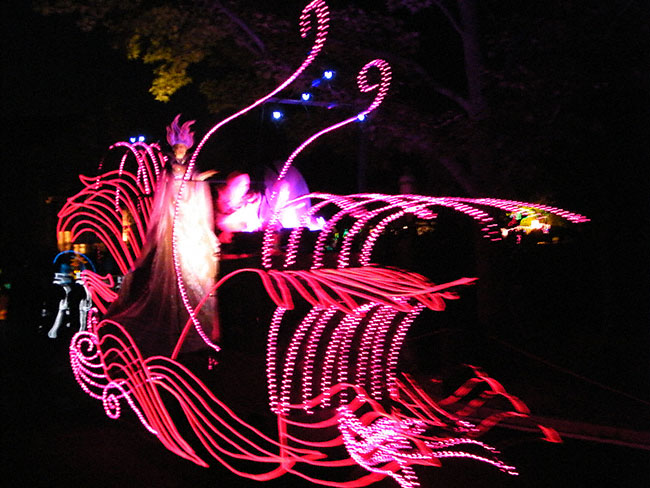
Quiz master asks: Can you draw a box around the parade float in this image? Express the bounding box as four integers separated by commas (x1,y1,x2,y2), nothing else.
54,2,589,486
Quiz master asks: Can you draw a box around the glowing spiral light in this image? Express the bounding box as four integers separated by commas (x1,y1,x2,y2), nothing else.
272,60,392,191
187,0,330,170
171,0,332,353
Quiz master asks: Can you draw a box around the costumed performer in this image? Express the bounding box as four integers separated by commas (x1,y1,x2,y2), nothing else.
105,114,220,357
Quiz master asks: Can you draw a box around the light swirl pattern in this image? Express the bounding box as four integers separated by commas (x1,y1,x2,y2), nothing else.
79,270,118,314
57,142,163,274
171,0,332,355
261,60,392,268
71,320,559,487
187,0,330,169
59,2,582,486
262,193,590,271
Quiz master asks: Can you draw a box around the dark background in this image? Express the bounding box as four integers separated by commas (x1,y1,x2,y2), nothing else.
1,1,649,486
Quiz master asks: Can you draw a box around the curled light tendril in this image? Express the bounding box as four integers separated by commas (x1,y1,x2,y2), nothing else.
188,0,330,170
273,59,393,188
357,59,392,115
60,3,576,485
172,1,331,348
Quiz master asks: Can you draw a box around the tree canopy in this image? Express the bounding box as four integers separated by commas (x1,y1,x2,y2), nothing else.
36,0,648,202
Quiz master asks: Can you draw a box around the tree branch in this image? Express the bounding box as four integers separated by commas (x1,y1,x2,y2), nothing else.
438,157,476,196
346,44,471,113
211,0,266,57
431,0,463,35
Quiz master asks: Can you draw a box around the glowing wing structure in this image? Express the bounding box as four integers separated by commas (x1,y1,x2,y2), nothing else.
60,2,589,486
57,141,164,275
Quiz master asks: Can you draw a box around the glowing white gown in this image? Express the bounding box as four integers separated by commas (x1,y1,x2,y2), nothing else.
106,164,219,357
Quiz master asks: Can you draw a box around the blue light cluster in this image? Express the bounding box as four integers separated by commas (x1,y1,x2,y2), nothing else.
269,70,346,121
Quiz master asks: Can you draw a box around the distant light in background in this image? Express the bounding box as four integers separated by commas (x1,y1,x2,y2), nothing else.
323,70,334,80
357,114,366,121
301,92,313,101
272,110,284,120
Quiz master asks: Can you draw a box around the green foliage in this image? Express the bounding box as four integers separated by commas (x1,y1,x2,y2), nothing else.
124,5,224,101
35,0,139,31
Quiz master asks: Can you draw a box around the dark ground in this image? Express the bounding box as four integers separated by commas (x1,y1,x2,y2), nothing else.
1,321,649,488
2,234,649,488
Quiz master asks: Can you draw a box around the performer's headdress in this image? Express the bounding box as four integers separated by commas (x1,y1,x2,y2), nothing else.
166,114,195,148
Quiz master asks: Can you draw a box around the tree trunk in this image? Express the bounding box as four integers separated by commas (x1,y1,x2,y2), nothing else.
458,0,487,121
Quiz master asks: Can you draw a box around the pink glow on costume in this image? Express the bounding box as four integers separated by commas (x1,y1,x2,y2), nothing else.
216,173,263,235
215,169,321,238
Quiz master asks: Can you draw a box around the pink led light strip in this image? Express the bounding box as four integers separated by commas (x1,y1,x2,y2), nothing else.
57,2,577,484
301,307,339,412
71,323,386,483
72,320,555,486
164,264,475,424
58,168,156,274
110,141,163,197
261,61,391,270
263,193,590,273
369,305,399,401
170,0,331,354
309,194,396,269
278,307,322,414
266,307,288,412
58,141,163,275
386,304,425,399
338,197,435,268
320,304,373,408
354,305,389,399
258,270,476,414
448,197,590,223
263,193,504,271
79,270,118,314
273,59,392,188
186,0,330,172
263,194,364,269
